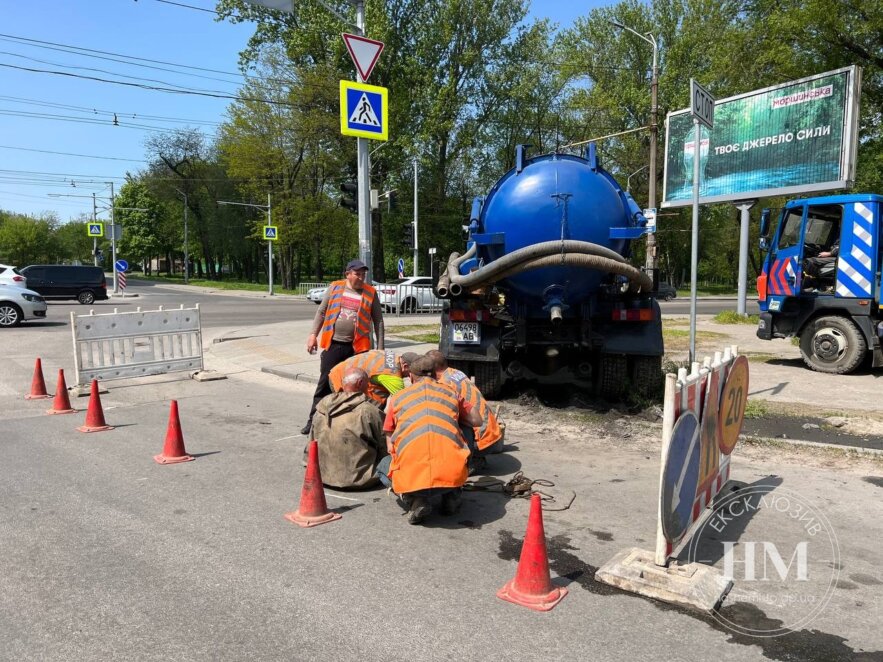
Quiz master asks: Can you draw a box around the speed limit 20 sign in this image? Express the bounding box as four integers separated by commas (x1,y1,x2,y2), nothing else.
717,355,749,455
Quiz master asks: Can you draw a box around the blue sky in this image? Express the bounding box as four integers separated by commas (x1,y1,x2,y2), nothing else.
0,1,602,220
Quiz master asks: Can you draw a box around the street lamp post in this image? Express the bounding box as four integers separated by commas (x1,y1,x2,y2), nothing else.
611,19,659,282
626,164,650,193
217,196,274,296
174,189,189,284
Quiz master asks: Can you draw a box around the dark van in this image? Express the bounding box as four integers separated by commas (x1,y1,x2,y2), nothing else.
20,265,109,304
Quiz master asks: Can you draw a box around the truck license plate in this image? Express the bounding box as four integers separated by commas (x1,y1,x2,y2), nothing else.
452,322,480,344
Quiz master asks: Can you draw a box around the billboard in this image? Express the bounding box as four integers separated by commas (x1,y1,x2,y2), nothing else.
662,66,861,207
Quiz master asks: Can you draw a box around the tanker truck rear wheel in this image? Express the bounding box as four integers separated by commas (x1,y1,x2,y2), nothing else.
474,362,503,399
598,354,628,399
630,355,664,400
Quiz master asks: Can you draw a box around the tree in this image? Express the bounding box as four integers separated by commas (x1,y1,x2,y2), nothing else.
0,212,59,266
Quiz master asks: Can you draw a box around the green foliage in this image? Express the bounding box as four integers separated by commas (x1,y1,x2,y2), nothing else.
0,212,59,265
713,311,760,324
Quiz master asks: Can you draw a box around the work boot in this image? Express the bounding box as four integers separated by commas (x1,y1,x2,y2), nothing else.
407,497,431,525
441,489,462,516
300,422,311,436
468,455,489,476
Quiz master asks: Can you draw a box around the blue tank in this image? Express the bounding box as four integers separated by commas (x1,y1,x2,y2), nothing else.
467,147,645,308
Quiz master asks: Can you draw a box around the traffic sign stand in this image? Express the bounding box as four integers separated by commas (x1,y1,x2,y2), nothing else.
596,345,747,612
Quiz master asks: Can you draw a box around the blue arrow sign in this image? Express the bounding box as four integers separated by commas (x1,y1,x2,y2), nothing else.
397,257,405,274
115,259,128,273
661,411,701,544
340,80,388,141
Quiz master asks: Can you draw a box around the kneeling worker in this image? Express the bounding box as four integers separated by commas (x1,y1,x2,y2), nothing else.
313,367,386,490
328,350,420,409
379,356,482,524
427,350,504,455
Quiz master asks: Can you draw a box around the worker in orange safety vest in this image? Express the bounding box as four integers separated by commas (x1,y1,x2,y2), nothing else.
302,259,384,435
328,350,420,409
377,356,482,525
426,350,504,458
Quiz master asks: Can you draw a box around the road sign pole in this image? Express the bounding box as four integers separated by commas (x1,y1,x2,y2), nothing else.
267,193,274,296
92,193,98,267
110,182,118,294
355,0,373,282
690,118,700,365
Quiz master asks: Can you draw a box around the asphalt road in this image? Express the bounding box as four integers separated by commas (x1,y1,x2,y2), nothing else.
23,279,320,336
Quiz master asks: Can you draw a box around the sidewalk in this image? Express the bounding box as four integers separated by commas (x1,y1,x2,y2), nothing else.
207,315,441,384
207,313,883,414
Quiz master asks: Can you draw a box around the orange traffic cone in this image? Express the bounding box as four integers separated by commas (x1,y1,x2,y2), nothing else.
154,400,193,464
284,439,341,528
76,379,113,433
46,369,76,415
24,357,52,400
497,493,568,612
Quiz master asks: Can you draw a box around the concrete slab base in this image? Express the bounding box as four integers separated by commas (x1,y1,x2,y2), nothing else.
191,370,227,382
595,547,732,612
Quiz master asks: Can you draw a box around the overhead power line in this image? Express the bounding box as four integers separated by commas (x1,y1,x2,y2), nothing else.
0,63,296,106
0,95,223,126
0,145,147,163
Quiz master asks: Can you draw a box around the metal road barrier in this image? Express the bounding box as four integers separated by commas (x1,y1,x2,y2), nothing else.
378,283,442,316
70,304,204,386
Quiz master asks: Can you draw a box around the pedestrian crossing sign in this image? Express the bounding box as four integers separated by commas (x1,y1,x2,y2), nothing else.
263,225,278,241
87,222,104,237
340,80,388,141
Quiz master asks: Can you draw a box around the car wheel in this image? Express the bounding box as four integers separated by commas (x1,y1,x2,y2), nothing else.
0,302,22,327
402,297,417,314
664,294,673,301
77,290,95,305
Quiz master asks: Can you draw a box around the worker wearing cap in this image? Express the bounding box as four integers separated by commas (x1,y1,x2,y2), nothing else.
378,356,482,524
302,259,384,435
328,351,420,409
426,349,504,457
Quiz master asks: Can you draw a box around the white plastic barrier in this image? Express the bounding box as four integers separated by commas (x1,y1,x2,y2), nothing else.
70,304,204,386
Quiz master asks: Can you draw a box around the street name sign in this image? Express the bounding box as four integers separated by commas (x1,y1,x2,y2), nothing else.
342,33,384,82
340,80,388,141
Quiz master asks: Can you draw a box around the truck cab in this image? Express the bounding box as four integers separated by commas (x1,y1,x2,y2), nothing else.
756,193,883,373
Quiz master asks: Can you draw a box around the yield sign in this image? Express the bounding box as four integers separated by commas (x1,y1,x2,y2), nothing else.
342,33,384,82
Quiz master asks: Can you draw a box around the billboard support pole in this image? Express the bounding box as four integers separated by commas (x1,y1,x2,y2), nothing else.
735,200,756,316
689,118,700,365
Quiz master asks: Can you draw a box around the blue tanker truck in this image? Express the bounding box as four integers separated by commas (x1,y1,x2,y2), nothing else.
436,144,664,399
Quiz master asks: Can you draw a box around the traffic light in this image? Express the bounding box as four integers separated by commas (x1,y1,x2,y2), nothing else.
402,222,414,249
340,182,358,213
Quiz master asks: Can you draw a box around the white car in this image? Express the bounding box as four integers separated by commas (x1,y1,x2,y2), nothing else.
0,285,48,327
307,286,327,304
0,264,27,289
376,276,441,313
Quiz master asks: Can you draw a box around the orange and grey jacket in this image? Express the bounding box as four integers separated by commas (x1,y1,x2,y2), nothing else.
439,367,502,451
386,380,469,493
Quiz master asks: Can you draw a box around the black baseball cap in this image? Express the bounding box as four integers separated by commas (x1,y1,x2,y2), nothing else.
345,259,368,272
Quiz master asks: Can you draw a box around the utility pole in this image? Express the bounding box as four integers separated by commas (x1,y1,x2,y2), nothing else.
647,33,658,283
413,158,418,277
175,189,189,284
